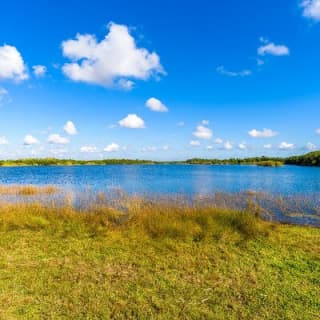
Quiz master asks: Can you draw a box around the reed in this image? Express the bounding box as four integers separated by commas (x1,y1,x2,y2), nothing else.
0,184,59,196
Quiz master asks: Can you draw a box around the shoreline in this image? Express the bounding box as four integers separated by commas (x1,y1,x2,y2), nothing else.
0,150,319,167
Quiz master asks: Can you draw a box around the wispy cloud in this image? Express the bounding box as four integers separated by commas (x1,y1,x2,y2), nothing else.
217,66,251,77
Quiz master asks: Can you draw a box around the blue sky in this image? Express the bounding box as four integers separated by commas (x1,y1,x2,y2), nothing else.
0,0,320,160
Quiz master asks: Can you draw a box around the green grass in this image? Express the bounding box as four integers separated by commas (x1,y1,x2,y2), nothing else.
0,200,319,319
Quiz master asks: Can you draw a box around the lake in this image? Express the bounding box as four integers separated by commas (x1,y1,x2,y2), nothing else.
0,164,319,195
0,164,319,226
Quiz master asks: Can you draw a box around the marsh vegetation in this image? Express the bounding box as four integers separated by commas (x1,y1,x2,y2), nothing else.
0,188,319,318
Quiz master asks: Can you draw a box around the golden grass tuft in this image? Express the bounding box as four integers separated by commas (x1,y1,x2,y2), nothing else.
0,184,59,196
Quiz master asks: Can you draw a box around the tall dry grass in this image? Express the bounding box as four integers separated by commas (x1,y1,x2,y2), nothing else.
0,191,271,241
0,184,58,196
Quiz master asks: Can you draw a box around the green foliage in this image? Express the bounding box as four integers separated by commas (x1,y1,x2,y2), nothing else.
0,151,319,167
285,151,320,166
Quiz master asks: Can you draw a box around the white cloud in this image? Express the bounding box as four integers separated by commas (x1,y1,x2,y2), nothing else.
142,146,157,152
278,142,295,150
0,87,8,105
118,114,145,128
163,145,169,151
0,136,9,145
306,142,317,150
190,140,200,146
224,141,233,150
63,121,77,135
32,65,47,77
316,128,320,134
217,66,251,77
214,138,223,144
145,97,168,112
104,142,120,152
61,22,164,88
23,134,39,145
248,128,278,138
117,79,134,90
206,145,213,150
48,134,69,145
258,38,289,56
264,144,272,149
301,0,320,21
80,145,97,153
177,121,185,127
238,143,247,150
0,44,28,81
193,124,213,140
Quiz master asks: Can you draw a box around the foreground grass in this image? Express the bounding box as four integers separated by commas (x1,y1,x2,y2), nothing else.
0,201,319,319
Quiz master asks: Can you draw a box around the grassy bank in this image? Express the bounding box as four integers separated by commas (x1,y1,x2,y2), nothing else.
0,198,319,319
0,150,319,167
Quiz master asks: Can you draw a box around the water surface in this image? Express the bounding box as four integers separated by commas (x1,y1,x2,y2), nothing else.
0,165,319,226
0,164,319,195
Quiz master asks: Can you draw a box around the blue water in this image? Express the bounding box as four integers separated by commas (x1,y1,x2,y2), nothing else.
0,164,319,226
0,164,319,195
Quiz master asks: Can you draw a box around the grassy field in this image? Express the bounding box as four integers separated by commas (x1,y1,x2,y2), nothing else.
0,193,319,319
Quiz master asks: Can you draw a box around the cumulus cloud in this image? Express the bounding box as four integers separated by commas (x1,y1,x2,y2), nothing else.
248,128,278,138
48,134,69,144
63,121,77,135
316,128,320,134
238,143,247,150
32,65,47,77
104,142,120,152
0,44,28,81
145,97,168,112
206,145,213,150
258,38,289,56
278,142,295,150
301,0,320,21
23,134,39,145
305,142,317,150
214,138,223,144
61,22,164,88
264,144,272,149
118,114,145,128
190,140,200,146
193,123,213,140
217,66,251,77
80,145,97,153
223,141,233,150
0,136,9,145
163,145,169,151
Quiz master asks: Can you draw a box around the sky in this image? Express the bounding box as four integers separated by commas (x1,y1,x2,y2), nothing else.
1,0,320,160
